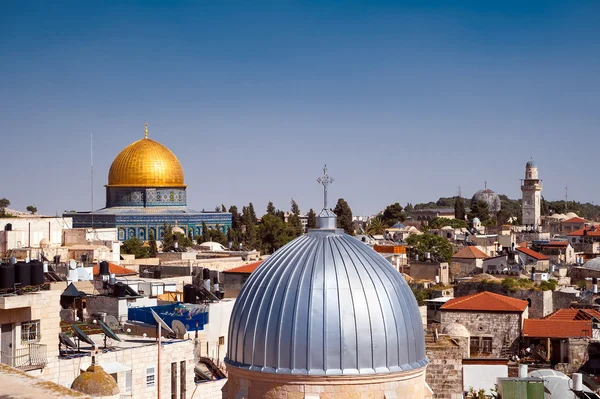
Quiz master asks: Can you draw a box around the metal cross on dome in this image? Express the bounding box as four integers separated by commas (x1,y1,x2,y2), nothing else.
317,165,334,210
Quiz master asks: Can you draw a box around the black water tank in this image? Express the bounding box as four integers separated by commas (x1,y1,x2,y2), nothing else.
593,277,598,285
53,255,61,264
202,268,210,280
183,284,197,304
115,283,127,297
81,254,88,263
0,263,15,289
15,262,31,286
30,261,45,286
99,261,109,275
153,270,161,279
213,277,219,284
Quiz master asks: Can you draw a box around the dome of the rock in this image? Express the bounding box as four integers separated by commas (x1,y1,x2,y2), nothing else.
107,126,185,188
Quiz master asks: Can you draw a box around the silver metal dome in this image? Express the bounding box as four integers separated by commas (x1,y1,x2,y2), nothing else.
471,188,501,213
226,226,427,376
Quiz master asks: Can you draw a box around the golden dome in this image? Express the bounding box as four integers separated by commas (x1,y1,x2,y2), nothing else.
107,125,185,187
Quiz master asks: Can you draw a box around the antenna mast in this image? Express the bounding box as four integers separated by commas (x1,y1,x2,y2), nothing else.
565,185,568,212
91,133,94,229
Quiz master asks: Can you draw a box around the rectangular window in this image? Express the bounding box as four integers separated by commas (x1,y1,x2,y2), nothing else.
482,337,493,354
218,336,225,345
21,321,40,343
146,366,156,388
171,362,177,399
470,336,480,354
180,361,186,399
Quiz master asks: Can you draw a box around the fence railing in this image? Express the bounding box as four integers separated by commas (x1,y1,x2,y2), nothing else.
0,344,47,371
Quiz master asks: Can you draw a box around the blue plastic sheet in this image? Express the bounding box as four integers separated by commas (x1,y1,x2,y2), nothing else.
128,303,208,331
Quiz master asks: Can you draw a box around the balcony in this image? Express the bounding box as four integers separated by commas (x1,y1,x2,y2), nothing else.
0,344,48,371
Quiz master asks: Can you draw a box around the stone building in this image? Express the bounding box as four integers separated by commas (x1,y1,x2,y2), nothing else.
440,291,528,358
223,173,431,398
0,288,62,374
221,261,262,298
451,246,488,278
516,247,550,271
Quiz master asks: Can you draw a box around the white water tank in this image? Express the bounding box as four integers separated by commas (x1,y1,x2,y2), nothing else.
573,373,583,392
518,364,528,378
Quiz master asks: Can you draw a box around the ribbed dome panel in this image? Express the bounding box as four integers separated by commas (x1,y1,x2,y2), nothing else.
226,229,427,376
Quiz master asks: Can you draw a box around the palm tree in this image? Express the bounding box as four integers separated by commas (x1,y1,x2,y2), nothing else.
366,216,385,235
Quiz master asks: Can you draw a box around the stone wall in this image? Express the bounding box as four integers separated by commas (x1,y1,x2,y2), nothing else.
426,336,463,399
39,338,197,399
441,310,524,358
223,365,431,399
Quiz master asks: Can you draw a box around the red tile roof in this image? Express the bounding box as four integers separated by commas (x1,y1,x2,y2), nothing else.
452,246,489,259
222,261,263,274
568,226,600,237
523,319,592,338
92,262,137,276
544,308,600,321
516,247,549,261
440,291,528,312
562,217,588,224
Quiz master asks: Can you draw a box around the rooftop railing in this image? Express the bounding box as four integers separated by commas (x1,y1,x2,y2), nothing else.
0,344,47,371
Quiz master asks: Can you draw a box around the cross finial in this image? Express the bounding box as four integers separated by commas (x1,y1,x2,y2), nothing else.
144,123,148,139
484,181,487,189
317,164,334,210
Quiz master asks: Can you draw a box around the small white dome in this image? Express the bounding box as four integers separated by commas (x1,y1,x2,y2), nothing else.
566,212,579,219
171,226,185,235
39,238,50,248
442,323,470,338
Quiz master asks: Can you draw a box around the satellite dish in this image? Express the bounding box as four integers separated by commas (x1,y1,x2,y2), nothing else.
98,320,122,342
59,332,77,349
69,260,77,270
105,315,119,330
151,309,174,335
72,324,95,346
171,320,187,339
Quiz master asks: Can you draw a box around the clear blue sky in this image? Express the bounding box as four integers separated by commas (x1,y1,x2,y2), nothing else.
1,1,599,216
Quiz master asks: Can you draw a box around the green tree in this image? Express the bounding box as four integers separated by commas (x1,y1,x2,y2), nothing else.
0,198,10,215
469,200,490,223
366,215,386,235
121,237,150,258
333,198,354,235
288,199,303,237
428,217,467,229
242,203,259,250
405,233,453,263
148,231,158,257
381,203,405,226
26,205,37,215
258,213,292,254
541,196,549,216
266,201,276,215
162,225,193,252
201,221,209,243
221,204,227,212
306,209,317,229
405,203,414,213
454,196,466,221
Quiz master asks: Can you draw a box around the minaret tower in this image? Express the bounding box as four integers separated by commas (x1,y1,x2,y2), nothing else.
521,159,542,227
